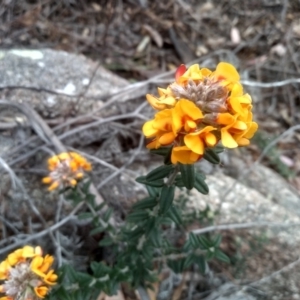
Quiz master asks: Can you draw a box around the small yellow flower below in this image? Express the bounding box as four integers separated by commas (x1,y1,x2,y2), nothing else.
0,246,57,300
42,152,92,191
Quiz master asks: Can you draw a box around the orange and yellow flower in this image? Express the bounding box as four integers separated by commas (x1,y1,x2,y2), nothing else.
143,62,258,164
42,152,92,191
0,246,57,300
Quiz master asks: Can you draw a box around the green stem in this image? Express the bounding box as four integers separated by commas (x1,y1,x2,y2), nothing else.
166,165,179,187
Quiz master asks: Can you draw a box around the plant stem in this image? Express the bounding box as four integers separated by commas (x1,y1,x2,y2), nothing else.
166,165,179,187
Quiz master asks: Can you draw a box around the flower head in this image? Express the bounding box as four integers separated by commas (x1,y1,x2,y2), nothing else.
42,152,92,191
143,62,258,164
0,246,57,300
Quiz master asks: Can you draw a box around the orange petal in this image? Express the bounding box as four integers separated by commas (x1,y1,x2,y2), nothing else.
184,135,205,155
142,120,157,137
200,68,212,77
221,128,238,148
237,138,250,146
146,94,164,110
171,146,200,164
217,113,235,125
43,270,58,285
35,246,43,256
22,246,35,258
179,99,203,120
146,139,160,149
244,122,258,139
42,177,52,184
215,62,240,82
230,82,243,96
158,132,176,145
204,132,217,147
229,97,245,116
186,120,197,130
232,120,247,131
157,87,168,96
34,286,48,298
48,181,59,191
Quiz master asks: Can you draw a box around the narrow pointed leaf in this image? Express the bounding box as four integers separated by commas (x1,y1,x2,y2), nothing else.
189,232,199,248
136,175,164,187
215,249,230,263
127,210,149,222
146,185,160,197
174,175,185,188
78,212,94,220
164,146,173,165
203,148,220,164
146,164,174,181
103,208,113,222
159,185,175,214
197,235,211,249
194,173,209,195
90,226,106,236
183,254,194,269
212,234,222,247
213,145,224,154
167,206,182,225
168,258,185,274
150,147,172,156
194,255,206,273
132,196,157,211
179,164,195,190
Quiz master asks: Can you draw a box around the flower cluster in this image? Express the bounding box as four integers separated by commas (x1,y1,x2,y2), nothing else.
42,152,92,191
143,63,258,164
0,246,57,300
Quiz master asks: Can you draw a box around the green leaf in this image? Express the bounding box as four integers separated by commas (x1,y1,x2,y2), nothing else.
82,180,92,194
215,249,230,263
146,164,174,181
174,175,185,188
132,197,157,211
213,145,224,154
159,185,175,214
197,235,211,249
167,206,182,225
183,239,192,251
90,226,105,236
189,232,200,248
167,258,185,274
99,237,114,247
150,147,172,156
78,212,94,220
194,255,206,273
194,173,209,195
179,164,195,190
85,193,96,205
183,254,194,269
149,227,161,247
124,226,144,240
103,208,113,222
64,265,78,282
164,146,173,165
206,249,215,260
94,202,106,211
212,234,222,247
136,176,164,187
74,271,92,285
203,148,220,164
146,185,160,198
144,217,156,235
127,210,149,222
